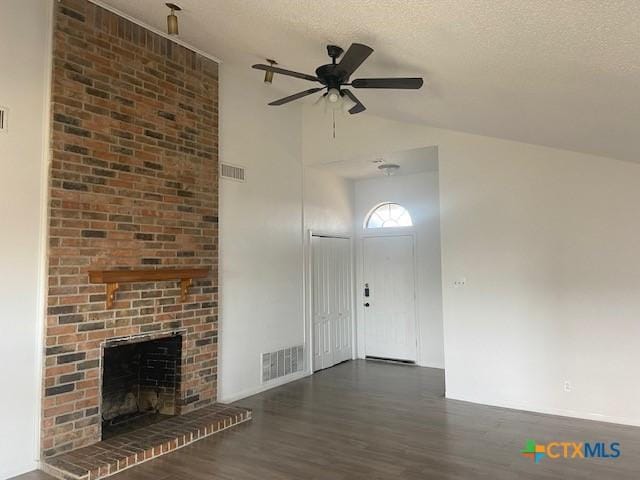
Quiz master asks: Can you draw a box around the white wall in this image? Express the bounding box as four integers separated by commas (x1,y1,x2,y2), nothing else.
303,166,353,235
354,172,444,368
439,138,640,426
218,74,362,401
218,63,306,402
302,166,355,366
0,1,51,477
303,105,640,426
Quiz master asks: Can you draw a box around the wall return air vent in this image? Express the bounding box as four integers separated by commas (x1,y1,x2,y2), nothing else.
262,345,304,382
220,163,246,182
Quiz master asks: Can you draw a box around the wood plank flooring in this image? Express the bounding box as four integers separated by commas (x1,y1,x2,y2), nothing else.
15,360,640,479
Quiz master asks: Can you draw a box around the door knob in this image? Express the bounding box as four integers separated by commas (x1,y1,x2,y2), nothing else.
364,302,370,307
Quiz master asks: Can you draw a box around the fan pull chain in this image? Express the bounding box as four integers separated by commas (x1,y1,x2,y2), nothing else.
332,109,336,139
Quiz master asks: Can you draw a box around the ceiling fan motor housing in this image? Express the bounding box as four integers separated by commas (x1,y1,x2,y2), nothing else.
316,45,351,89
315,64,351,89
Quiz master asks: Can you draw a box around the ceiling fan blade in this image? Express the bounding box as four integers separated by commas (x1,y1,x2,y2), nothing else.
252,64,319,82
337,43,374,77
341,89,366,114
351,77,424,89
268,87,325,106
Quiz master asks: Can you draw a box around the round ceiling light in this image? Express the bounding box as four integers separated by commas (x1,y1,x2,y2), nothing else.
377,163,400,176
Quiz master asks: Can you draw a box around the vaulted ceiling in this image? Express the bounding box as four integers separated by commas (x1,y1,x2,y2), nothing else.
101,0,640,163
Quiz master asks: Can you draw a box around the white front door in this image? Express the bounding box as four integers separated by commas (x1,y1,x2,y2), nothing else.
312,236,352,371
363,235,417,361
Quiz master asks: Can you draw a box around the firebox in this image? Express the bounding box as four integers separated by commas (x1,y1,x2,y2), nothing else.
101,333,182,439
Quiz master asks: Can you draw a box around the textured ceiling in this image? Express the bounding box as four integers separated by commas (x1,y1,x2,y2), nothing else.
100,0,640,162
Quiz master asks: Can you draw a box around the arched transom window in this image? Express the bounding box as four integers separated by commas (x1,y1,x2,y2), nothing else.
365,203,413,228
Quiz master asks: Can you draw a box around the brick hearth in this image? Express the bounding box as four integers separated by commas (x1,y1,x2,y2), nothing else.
42,405,252,480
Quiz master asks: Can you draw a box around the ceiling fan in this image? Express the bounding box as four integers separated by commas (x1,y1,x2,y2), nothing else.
252,43,423,114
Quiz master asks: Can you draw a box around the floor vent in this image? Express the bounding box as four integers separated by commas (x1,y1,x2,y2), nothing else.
262,345,304,382
0,107,6,133
220,163,246,182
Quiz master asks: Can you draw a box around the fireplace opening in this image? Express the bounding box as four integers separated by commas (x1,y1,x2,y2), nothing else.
101,334,182,439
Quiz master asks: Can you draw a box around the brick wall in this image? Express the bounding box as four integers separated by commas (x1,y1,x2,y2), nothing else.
43,0,218,457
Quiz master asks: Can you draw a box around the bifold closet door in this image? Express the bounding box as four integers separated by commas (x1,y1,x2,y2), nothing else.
312,236,352,371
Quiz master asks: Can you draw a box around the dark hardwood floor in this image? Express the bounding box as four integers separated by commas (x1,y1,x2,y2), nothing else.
16,360,640,479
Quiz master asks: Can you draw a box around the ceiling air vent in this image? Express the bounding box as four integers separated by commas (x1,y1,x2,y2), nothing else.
220,163,246,182
0,107,7,133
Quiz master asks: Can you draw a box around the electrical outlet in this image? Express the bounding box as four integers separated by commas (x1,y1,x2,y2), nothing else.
563,380,572,392
453,277,466,288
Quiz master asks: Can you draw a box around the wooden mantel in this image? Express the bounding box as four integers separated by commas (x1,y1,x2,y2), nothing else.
89,268,210,309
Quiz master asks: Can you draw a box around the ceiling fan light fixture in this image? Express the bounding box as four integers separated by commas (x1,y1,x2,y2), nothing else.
166,3,181,36
327,88,341,103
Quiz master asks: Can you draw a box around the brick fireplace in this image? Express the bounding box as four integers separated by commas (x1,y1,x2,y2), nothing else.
42,0,229,462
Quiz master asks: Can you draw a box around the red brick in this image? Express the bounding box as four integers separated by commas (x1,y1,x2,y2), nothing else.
43,0,218,456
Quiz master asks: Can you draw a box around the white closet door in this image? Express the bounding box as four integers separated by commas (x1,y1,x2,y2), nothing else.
332,237,352,364
312,236,352,371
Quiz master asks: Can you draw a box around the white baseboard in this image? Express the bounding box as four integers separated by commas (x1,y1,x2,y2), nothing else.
2,460,39,480
416,360,445,369
445,391,640,428
219,370,311,404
